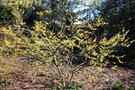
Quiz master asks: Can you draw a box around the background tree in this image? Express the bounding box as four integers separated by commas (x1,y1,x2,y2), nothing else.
97,0,135,62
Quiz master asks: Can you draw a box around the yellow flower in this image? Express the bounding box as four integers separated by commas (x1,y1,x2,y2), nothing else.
91,50,98,56
36,11,43,16
20,21,26,25
33,61,42,65
45,10,52,14
88,24,96,30
98,67,104,71
62,40,75,47
111,66,118,70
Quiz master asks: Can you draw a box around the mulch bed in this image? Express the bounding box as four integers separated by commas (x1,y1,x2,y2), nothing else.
1,65,134,90
0,57,134,90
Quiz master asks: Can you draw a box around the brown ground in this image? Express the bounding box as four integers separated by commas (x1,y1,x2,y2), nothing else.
0,58,135,90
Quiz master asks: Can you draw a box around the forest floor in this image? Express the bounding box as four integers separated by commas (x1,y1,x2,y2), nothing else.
0,58,135,90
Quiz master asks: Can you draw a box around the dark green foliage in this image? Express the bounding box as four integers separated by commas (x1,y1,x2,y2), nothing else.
36,72,46,76
54,83,82,90
130,87,135,90
0,6,13,25
23,6,44,26
54,84,65,90
0,82,6,87
111,83,124,90
66,84,82,90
